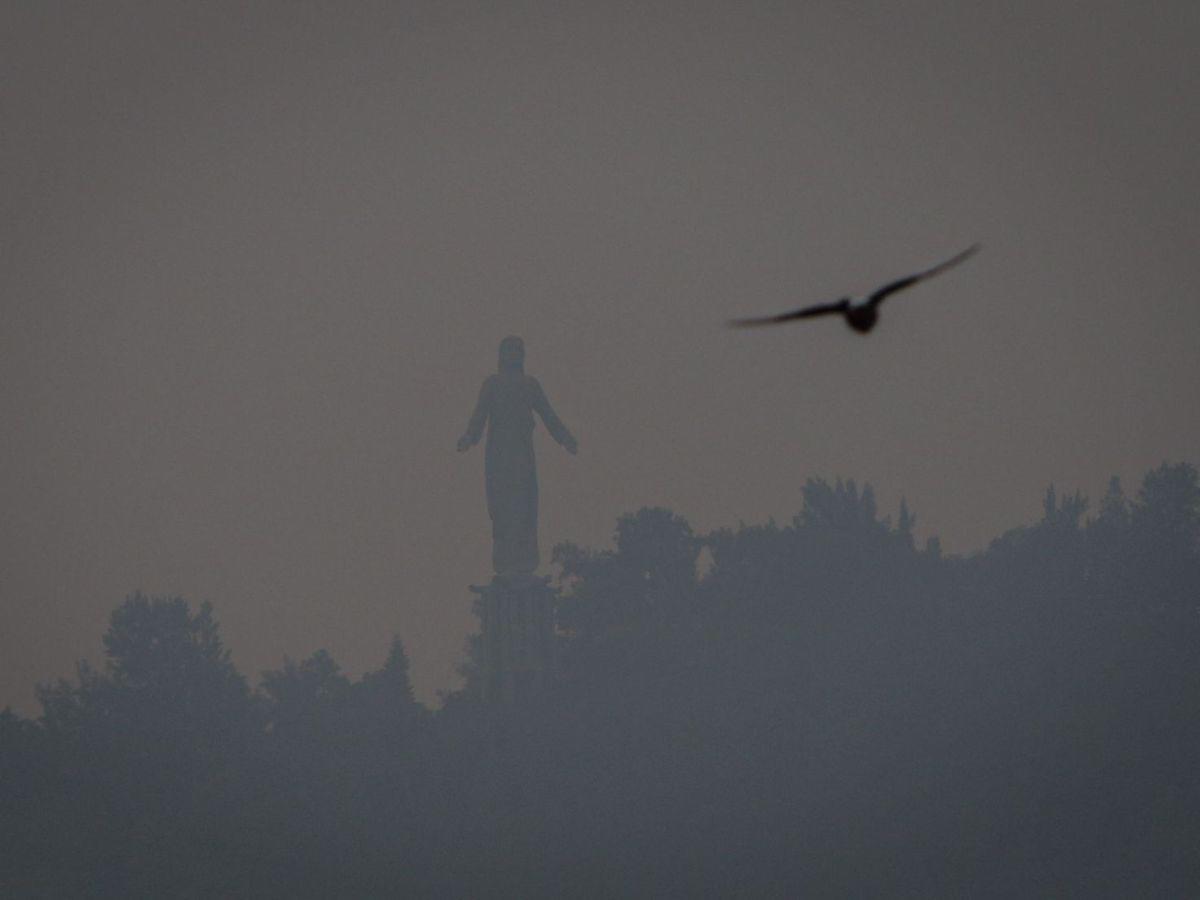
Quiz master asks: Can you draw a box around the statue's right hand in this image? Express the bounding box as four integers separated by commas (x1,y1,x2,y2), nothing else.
456,435,473,452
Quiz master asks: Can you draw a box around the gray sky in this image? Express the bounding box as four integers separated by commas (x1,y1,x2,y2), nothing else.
3,1,1198,711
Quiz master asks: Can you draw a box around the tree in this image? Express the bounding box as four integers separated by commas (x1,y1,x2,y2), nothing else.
38,593,251,748
1134,462,1200,551
554,507,699,641
799,477,883,535
353,637,424,740
260,649,349,739
1130,462,1200,605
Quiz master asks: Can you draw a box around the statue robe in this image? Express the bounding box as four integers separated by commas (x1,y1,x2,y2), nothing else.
463,373,573,574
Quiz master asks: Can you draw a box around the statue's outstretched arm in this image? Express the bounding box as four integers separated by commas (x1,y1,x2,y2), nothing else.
457,379,491,452
532,380,577,454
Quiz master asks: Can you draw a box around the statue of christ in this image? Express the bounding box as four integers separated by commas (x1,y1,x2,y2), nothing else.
457,336,577,575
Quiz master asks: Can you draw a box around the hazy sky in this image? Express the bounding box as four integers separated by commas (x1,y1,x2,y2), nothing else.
3,1,1198,711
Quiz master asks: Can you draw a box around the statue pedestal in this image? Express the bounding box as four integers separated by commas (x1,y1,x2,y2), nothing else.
469,575,556,704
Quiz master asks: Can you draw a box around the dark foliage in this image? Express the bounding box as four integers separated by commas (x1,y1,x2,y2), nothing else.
2,464,1198,897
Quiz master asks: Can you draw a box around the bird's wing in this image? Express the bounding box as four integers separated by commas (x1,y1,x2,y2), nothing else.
866,244,980,307
728,299,849,327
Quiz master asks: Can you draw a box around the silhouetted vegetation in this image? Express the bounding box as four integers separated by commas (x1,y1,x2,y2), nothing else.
3,463,1198,897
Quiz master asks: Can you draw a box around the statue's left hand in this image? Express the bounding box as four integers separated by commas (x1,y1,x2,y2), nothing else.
563,436,578,455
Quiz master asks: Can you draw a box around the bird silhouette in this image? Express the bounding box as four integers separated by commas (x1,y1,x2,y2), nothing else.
728,244,979,334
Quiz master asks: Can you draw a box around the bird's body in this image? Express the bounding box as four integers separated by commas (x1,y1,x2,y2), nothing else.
845,302,877,333
729,245,979,334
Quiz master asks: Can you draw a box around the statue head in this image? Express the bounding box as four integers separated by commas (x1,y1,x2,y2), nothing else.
498,335,525,374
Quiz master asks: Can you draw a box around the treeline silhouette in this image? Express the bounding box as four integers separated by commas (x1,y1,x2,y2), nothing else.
2,463,1198,897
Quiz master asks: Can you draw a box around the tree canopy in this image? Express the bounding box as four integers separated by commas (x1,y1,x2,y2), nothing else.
3,463,1198,897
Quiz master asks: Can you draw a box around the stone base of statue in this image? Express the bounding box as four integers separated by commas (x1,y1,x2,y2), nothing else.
468,574,556,705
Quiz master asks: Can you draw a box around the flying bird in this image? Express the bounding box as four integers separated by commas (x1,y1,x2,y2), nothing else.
728,244,980,334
